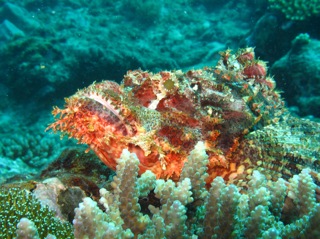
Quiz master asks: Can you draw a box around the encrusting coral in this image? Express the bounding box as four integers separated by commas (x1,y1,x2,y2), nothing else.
71,142,320,238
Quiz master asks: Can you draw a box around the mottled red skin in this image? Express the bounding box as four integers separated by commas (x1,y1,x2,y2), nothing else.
48,48,285,182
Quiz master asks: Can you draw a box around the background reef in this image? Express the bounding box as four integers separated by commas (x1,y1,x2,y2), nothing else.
0,0,320,238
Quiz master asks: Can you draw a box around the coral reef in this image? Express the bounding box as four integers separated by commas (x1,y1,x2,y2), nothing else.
0,0,319,236
0,1,250,107
268,0,320,20
0,124,62,168
0,113,68,183
48,48,288,183
71,143,320,238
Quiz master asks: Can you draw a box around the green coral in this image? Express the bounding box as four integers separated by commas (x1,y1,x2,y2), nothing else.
268,0,320,20
0,187,73,239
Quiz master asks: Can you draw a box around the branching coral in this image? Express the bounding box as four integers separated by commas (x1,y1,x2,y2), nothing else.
72,142,320,238
268,0,320,20
1,140,319,238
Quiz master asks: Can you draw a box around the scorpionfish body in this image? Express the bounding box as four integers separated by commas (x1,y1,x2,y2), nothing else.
48,48,286,182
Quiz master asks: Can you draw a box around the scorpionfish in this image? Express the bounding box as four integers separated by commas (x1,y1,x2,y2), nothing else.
47,48,286,182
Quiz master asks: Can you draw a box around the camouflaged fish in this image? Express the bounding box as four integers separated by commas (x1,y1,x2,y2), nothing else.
47,48,320,185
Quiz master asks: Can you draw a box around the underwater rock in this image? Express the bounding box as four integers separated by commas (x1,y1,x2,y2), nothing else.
0,3,41,31
271,34,320,117
40,148,114,198
0,19,24,44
